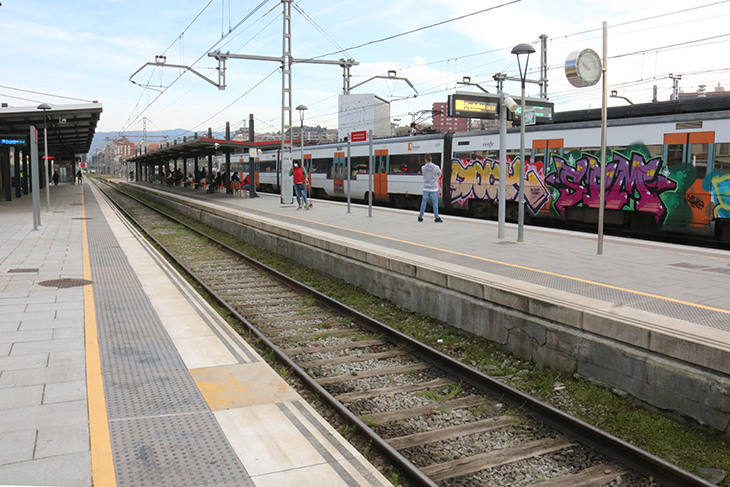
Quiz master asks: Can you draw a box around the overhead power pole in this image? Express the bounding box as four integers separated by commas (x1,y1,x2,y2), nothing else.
207,0,357,204
281,0,293,203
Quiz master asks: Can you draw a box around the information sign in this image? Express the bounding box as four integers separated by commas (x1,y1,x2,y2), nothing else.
350,131,367,142
448,93,500,120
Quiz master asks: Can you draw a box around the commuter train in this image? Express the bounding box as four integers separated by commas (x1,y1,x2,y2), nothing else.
229,97,730,242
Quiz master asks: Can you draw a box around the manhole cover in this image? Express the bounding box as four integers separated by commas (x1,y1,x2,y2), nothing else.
37,278,93,288
8,269,39,273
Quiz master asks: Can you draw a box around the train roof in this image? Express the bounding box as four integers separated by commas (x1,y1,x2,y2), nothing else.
553,96,730,123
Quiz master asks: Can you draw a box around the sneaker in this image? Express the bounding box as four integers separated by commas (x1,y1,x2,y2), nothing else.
418,216,423,222
434,218,443,223
297,206,302,210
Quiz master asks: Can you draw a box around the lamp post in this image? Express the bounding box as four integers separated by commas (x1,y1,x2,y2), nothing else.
296,104,308,174
511,43,535,242
37,103,52,211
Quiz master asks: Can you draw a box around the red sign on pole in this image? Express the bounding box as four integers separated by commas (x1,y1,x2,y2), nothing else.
350,131,367,142
80,162,87,168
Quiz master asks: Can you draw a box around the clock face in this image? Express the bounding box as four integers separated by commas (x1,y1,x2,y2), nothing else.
565,49,602,88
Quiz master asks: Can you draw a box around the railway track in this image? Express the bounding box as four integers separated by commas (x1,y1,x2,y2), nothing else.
95,179,714,487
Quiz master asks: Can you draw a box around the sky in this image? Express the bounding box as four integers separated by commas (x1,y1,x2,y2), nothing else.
1,0,729,146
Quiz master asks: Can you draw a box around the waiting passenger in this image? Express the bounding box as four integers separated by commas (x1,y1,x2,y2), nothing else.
418,153,442,223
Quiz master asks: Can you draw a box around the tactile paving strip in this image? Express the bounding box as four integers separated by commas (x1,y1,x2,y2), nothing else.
84,186,251,486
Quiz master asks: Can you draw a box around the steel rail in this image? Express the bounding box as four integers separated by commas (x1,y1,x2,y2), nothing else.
100,180,715,487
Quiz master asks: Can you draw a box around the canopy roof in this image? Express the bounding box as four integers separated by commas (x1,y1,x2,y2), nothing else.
0,103,103,159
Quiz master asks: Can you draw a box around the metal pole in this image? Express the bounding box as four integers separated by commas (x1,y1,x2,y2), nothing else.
517,80,526,242
368,130,373,217
498,93,507,239
30,126,41,230
43,121,50,211
598,21,608,255
346,137,351,213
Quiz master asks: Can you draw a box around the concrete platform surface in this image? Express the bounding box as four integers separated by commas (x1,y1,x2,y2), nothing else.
0,182,390,487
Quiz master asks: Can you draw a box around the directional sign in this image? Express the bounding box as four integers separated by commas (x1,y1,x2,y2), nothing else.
351,131,367,142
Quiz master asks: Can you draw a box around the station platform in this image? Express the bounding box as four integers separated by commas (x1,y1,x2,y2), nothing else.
0,183,391,487
121,180,730,433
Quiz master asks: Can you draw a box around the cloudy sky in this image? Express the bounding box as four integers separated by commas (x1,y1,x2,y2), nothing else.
1,0,728,141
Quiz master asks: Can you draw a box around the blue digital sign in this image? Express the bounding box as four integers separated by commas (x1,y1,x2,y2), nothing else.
1,139,25,145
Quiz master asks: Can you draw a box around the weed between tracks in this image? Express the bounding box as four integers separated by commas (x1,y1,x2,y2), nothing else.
128,189,730,487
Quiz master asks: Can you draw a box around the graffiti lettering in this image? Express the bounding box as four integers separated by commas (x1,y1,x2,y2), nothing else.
450,157,549,214
705,172,730,219
686,194,705,210
545,152,676,221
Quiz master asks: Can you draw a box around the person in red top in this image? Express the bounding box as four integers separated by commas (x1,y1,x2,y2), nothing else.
289,162,309,209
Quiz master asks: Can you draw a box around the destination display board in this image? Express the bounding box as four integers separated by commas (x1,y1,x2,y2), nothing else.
448,93,500,120
511,99,554,124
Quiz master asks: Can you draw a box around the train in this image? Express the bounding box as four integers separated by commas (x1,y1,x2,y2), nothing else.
225,97,730,242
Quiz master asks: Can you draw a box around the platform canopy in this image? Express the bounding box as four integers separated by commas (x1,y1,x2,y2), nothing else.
0,102,103,159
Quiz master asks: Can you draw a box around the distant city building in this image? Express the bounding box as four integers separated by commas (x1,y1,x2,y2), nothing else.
432,102,467,132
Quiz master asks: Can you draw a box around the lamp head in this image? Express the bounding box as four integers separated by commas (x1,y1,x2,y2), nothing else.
37,103,52,111
511,43,535,56
295,105,308,111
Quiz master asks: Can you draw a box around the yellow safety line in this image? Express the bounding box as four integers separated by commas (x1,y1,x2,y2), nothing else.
209,197,730,317
82,189,117,486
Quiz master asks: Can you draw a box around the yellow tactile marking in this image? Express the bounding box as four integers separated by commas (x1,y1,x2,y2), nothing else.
209,197,730,317
191,363,300,411
82,189,117,486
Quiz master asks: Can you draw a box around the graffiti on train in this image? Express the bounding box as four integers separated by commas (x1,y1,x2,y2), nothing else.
545,151,676,221
704,172,730,219
450,157,550,214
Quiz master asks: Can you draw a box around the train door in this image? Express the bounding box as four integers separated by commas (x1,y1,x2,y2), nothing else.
662,131,715,228
374,149,389,198
333,151,345,194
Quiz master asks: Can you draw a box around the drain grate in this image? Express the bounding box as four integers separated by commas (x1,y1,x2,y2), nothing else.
37,278,93,288
72,217,93,220
8,268,39,273
494,241,518,245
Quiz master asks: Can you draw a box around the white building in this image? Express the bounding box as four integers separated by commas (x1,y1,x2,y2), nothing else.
338,94,391,141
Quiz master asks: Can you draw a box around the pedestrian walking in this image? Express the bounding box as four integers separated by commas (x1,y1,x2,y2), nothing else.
52,170,59,185
76,170,83,185
418,154,442,222
289,161,309,209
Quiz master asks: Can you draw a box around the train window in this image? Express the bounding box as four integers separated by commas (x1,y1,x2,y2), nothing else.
389,153,423,174
311,157,331,174
666,144,684,166
691,143,708,179
716,143,730,173
352,156,369,174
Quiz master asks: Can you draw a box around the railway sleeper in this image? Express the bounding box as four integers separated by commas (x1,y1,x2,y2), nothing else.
531,464,626,487
362,395,485,424
336,377,457,403
317,362,431,385
299,350,408,367
284,339,388,356
421,436,575,482
386,415,518,450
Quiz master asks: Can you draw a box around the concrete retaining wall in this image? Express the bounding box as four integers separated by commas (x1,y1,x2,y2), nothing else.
126,184,730,434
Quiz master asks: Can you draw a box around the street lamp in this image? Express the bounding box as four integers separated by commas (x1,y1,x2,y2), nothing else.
296,104,308,173
511,42,535,242
37,103,52,211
